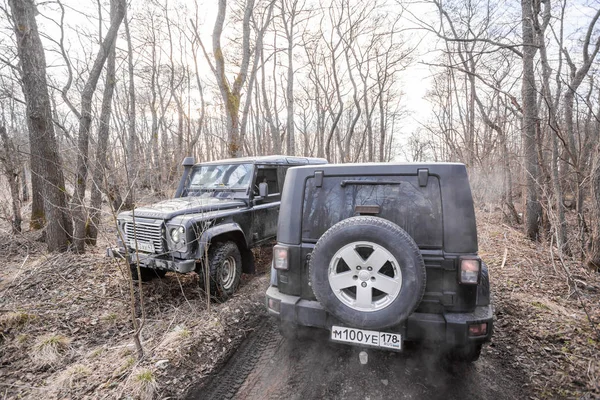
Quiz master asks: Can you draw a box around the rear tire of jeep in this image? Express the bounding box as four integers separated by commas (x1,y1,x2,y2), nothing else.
130,266,167,282
309,216,426,330
208,241,242,302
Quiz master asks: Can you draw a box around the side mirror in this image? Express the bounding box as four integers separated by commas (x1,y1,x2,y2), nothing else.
259,182,269,197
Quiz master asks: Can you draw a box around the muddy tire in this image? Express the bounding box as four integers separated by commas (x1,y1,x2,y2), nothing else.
207,241,242,301
130,266,167,282
309,216,426,330
447,343,483,363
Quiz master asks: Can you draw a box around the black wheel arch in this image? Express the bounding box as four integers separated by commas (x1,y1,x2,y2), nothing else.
197,224,254,274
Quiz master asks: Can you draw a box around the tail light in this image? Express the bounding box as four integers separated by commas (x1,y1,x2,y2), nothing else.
468,322,488,337
459,257,481,284
273,245,289,270
267,297,281,313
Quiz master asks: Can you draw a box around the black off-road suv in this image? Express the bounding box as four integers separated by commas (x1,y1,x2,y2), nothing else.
108,155,326,300
266,163,492,361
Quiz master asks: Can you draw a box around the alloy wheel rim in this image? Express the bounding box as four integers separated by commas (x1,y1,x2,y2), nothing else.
328,241,402,312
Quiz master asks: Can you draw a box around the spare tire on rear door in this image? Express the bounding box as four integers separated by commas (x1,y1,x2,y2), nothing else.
309,216,426,330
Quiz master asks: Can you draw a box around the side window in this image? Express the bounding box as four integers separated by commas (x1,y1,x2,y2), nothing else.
254,167,280,198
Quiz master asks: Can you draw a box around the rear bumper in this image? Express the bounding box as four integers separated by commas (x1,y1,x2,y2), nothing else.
106,247,196,273
265,285,493,346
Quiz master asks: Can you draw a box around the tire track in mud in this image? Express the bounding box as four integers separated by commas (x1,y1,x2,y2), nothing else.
235,329,344,400
186,321,530,400
185,317,278,400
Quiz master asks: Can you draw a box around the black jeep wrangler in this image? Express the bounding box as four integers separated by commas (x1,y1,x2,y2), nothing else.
266,163,492,361
108,155,326,300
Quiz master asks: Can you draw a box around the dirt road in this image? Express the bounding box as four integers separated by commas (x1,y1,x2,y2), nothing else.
186,317,529,400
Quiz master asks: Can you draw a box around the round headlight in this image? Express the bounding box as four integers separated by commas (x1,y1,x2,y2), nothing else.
170,226,185,243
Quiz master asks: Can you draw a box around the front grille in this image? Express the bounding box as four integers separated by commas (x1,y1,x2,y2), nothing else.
124,222,164,253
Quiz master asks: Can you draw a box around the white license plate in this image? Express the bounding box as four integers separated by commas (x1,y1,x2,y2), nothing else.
331,325,402,350
129,240,155,253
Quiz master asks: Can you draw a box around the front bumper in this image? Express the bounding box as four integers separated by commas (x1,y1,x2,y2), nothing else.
106,247,196,273
265,286,493,346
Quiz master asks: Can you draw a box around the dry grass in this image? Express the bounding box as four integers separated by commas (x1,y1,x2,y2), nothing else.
0,311,35,330
30,334,72,367
478,210,600,398
129,368,158,400
0,201,269,400
155,324,193,353
113,355,136,378
52,363,91,389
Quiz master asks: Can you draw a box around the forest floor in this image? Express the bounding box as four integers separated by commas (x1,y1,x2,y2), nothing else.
0,207,599,399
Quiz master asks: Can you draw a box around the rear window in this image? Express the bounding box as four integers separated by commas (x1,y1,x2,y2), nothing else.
302,175,443,248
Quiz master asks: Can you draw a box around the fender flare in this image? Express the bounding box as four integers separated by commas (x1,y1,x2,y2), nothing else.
476,262,490,306
196,223,255,274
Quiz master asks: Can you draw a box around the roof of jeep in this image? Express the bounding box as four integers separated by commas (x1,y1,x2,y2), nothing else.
197,155,327,166
289,161,466,173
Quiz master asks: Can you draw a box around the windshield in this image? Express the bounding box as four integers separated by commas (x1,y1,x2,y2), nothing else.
186,163,253,197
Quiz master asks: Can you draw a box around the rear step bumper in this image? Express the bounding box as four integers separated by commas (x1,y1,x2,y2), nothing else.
266,285,493,346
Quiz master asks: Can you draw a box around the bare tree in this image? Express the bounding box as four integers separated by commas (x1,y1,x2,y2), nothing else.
590,135,600,269
561,7,600,247
71,0,125,252
9,0,71,251
0,124,21,233
123,4,136,210
279,0,308,155
88,0,121,245
196,0,256,157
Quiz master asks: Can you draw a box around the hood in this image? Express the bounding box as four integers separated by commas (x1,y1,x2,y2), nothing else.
123,197,246,220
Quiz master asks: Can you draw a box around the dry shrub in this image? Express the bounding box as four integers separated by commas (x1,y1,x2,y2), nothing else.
129,368,158,400
113,355,136,378
156,324,191,352
31,334,71,367
50,363,91,392
0,311,35,330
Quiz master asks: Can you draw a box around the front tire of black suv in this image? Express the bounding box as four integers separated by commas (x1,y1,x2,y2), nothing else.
309,216,426,330
130,265,167,282
207,241,242,301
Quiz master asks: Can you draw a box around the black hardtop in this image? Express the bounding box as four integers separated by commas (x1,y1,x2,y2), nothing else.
278,162,478,253
198,155,327,166
285,161,466,173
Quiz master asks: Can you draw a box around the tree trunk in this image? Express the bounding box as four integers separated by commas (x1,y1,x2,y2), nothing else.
283,1,296,156
210,0,255,158
87,0,119,245
378,85,386,162
589,145,600,270
536,1,568,254
149,42,160,189
260,45,281,154
9,0,71,251
521,0,542,240
342,44,361,163
123,5,136,210
21,166,29,202
0,126,22,233
71,0,125,252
